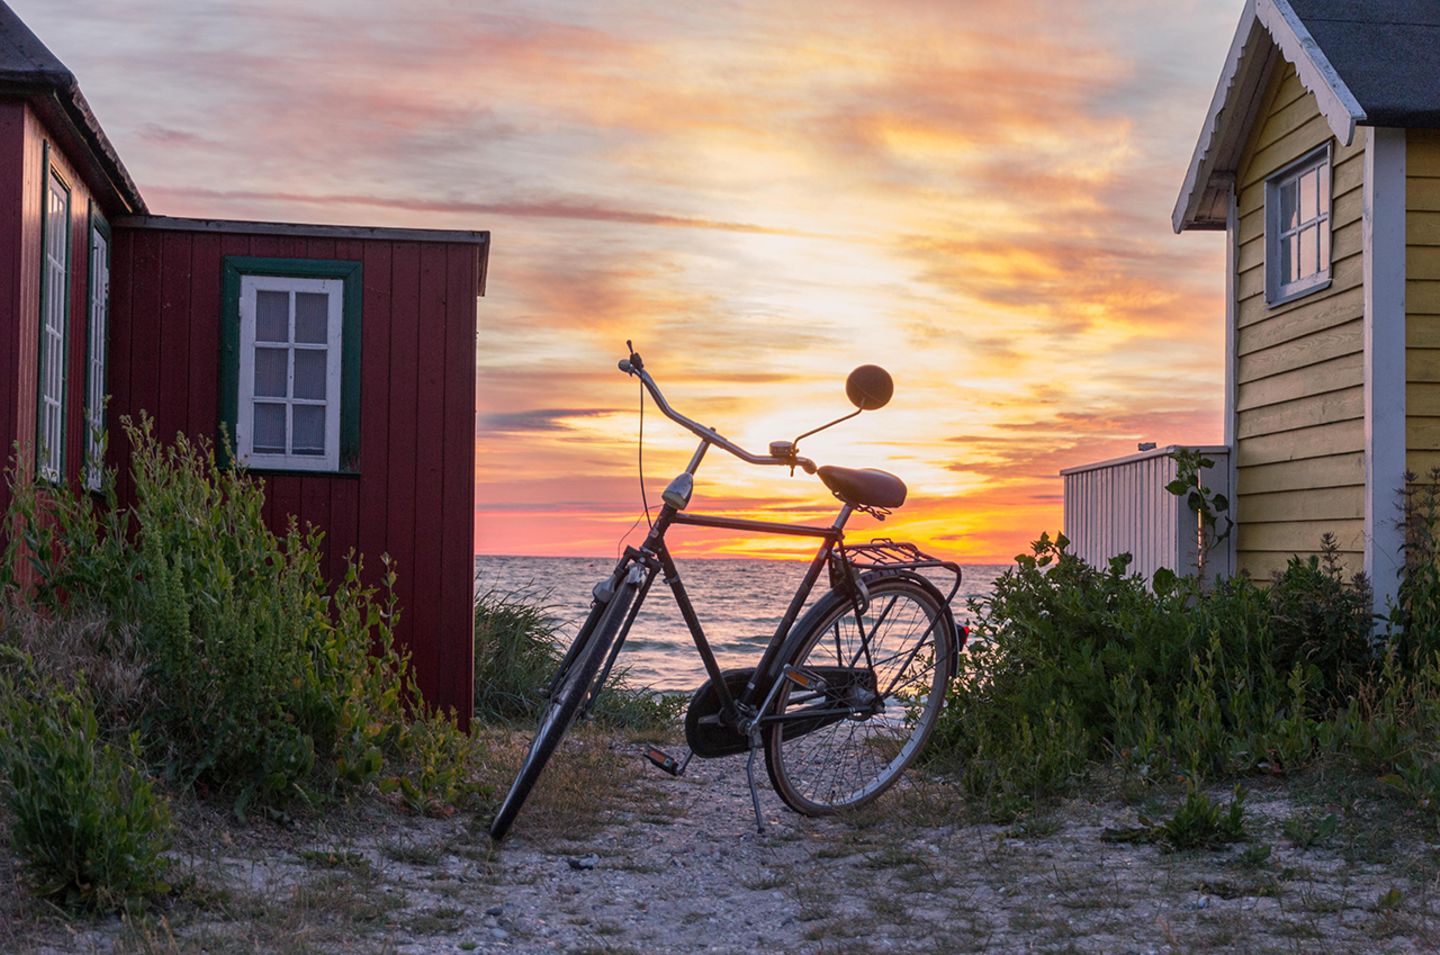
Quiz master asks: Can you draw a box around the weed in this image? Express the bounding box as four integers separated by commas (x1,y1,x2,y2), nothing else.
1283,810,1340,849
1102,785,1247,853
1156,786,1247,851
381,840,444,866
296,848,372,874
1234,843,1273,869
0,679,171,911
384,705,491,815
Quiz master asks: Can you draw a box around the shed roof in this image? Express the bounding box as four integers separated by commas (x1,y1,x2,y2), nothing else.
1173,0,1439,232
1289,0,1440,128
0,1,145,213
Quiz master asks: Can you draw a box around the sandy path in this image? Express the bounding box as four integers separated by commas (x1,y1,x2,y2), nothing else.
6,734,1440,953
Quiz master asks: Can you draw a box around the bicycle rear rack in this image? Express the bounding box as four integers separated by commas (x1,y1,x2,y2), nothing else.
836,538,963,604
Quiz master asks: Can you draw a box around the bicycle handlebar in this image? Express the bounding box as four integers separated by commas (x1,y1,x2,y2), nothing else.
619,357,818,474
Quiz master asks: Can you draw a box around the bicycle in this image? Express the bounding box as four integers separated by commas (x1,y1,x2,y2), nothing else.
488,344,966,840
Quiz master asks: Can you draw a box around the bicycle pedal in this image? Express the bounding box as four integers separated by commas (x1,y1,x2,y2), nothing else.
642,747,682,776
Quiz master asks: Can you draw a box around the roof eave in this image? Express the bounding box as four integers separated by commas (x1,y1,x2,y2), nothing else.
1173,1,1262,233
1173,0,1366,234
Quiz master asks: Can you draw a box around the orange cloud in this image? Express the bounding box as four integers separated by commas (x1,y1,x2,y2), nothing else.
18,0,1243,565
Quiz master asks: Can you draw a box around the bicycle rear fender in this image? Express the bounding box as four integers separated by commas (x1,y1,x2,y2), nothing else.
767,568,962,689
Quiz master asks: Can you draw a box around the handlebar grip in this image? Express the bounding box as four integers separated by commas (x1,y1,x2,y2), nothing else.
618,359,634,374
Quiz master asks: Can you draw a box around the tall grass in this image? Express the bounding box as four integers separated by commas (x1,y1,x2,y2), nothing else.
473,585,682,731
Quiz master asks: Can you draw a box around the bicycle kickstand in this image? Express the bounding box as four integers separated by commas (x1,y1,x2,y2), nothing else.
745,732,766,834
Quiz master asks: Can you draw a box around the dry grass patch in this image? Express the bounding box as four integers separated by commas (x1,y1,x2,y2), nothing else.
479,726,637,847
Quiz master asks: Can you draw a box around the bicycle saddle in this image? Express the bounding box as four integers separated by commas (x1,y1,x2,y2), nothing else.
817,466,907,509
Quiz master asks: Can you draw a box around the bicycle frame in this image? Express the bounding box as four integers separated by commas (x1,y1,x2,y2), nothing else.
583,431,856,729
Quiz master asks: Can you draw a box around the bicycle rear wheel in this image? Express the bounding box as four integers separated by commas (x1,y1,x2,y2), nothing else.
488,573,639,840
764,575,952,815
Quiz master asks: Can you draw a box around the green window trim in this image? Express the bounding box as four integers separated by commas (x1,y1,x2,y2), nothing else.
36,141,71,485
220,256,362,473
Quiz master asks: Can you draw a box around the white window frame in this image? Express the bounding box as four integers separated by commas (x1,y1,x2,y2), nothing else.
39,166,69,483
84,217,109,491
1265,143,1333,306
235,275,344,472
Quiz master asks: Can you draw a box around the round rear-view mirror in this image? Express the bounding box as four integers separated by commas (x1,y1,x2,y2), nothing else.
846,364,894,411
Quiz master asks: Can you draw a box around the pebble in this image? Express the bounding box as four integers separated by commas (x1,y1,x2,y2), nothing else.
568,854,600,870
486,904,504,916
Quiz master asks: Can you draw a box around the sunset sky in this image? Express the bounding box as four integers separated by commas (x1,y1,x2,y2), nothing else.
24,0,1243,562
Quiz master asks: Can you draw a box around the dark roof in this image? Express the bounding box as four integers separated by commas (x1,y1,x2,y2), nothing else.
0,1,145,213
1289,0,1440,127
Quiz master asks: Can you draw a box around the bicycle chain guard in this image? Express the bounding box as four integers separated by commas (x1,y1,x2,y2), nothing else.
684,668,755,757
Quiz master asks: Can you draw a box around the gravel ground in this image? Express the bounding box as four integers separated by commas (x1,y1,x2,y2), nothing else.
5,733,1440,953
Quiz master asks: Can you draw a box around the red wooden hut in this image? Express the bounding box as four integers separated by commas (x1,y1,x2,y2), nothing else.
0,3,486,722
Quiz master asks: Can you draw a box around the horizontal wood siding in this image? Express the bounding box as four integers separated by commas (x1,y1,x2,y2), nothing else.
1233,62,1365,577
109,226,481,722
1408,130,1440,481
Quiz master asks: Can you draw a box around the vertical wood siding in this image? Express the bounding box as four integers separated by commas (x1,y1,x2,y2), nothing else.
1062,447,1231,583
1233,62,1366,579
1406,130,1440,480
108,226,481,722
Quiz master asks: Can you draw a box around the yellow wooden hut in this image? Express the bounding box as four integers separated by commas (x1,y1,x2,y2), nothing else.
1168,0,1440,616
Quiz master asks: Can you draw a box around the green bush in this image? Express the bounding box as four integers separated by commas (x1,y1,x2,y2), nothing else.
931,532,1376,816
2,416,477,820
1265,534,1374,702
110,419,414,814
0,677,171,911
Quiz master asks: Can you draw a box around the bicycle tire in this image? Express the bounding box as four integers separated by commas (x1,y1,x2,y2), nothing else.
764,574,952,815
488,576,639,840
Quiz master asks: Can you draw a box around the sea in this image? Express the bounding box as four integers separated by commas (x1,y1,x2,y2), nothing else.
474,556,1007,692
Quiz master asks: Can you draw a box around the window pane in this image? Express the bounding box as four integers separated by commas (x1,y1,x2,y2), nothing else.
1299,225,1318,277
1280,233,1297,284
295,293,329,344
1319,222,1331,271
254,347,288,397
253,403,286,453
291,405,325,455
1280,180,1298,230
256,291,289,342
1300,169,1318,223
1318,163,1330,215
293,350,327,400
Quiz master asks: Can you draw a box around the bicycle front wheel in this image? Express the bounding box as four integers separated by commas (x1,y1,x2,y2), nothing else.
488,574,638,840
764,575,952,815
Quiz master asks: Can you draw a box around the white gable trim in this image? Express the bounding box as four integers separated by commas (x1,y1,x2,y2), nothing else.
1363,127,1406,623
1259,0,1364,147
1174,0,1367,233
